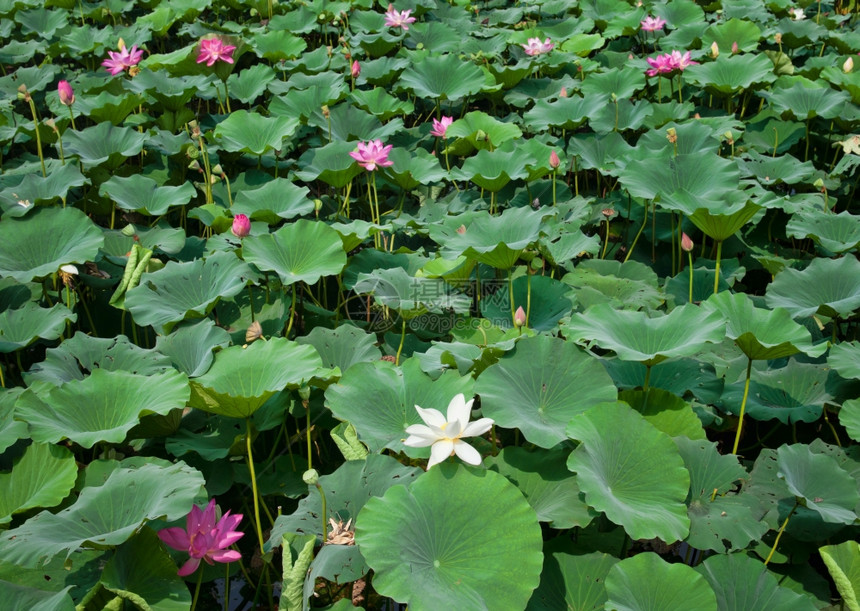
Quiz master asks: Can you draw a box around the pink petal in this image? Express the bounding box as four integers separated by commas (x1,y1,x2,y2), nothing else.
177,557,201,577
158,527,190,551
210,550,242,563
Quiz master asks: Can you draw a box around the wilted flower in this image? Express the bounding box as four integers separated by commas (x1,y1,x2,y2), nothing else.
197,37,236,66
522,37,554,56
349,139,393,171
640,15,666,31
351,60,361,78
549,150,560,169
58,80,74,106
790,7,805,19
430,116,454,138
403,394,494,469
844,57,854,73
384,4,416,30
513,306,526,328
681,233,694,252
231,214,251,238
158,499,244,577
102,43,143,76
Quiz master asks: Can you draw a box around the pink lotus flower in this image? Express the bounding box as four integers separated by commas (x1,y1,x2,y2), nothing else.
640,16,666,31
351,60,361,78
669,50,698,70
384,4,416,30
231,214,251,238
521,37,554,56
197,37,236,67
430,116,454,138
58,80,74,106
646,54,675,76
102,43,143,76
349,139,393,171
158,499,244,577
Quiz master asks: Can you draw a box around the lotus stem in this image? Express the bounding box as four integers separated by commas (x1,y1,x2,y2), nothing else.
245,418,266,554
713,240,723,295
643,365,651,391
67,105,76,130
552,169,557,206
508,268,516,326
650,201,657,262
670,213,676,274
822,407,842,447
526,268,532,327
190,567,204,611
305,397,312,470
624,201,650,263
804,118,810,162
602,216,610,259
687,252,694,304
0,362,5,388
285,283,297,337
731,357,753,454
25,96,46,177
395,318,407,366
764,501,797,565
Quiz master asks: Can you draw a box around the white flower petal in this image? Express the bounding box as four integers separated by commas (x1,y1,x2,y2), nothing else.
453,440,482,465
446,393,474,429
415,406,447,428
403,433,436,448
461,417,494,438
427,439,454,468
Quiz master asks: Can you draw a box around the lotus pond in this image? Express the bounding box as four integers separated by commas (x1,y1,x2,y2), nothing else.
2,0,860,609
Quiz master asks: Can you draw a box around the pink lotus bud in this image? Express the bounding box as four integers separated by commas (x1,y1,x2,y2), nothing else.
514,306,526,328
731,41,739,54
456,224,467,234
681,232,694,252
549,150,560,169
559,87,568,98
58,80,74,106
231,214,251,238
351,60,360,78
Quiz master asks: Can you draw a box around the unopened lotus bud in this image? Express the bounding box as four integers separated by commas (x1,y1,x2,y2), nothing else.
666,127,677,144
118,38,126,51
724,130,734,145
681,232,694,252
231,213,251,238
774,33,782,44
298,385,311,401
549,150,560,169
351,60,361,78
58,80,75,106
321,104,330,119
844,57,854,73
475,129,488,142
513,306,526,328
302,469,320,485
45,118,58,134
456,224,466,234
314,199,323,216
731,41,738,54
710,42,719,58
559,86,568,98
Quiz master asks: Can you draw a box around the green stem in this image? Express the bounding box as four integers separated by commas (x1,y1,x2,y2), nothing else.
526,269,532,327
713,240,723,295
0,360,5,388
315,482,328,543
643,365,651,391
395,318,406,366
624,201,650,263
732,358,753,455
508,268,516,326
687,252,694,304
551,169,557,206
68,104,76,130
190,567,204,611
285,283,297,337
306,400,312,470
26,98,46,177
245,419,266,555
764,502,797,565
602,218,610,259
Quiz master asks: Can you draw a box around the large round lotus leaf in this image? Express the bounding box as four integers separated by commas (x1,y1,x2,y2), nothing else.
0,443,77,526
620,152,738,203
685,53,776,94
485,446,596,529
386,147,447,190
719,360,830,424
702,291,826,360
840,399,860,443
213,110,299,155
123,70,211,110
189,337,330,419
561,259,664,312
766,256,860,319
526,548,618,611
307,103,403,143
523,94,608,132
819,541,860,611
100,527,191,611
605,553,717,611
685,198,762,242
268,453,422,547
581,65,646,99
477,335,617,448
99,174,195,216
355,463,543,611
296,325,379,374
675,437,746,502
231,177,314,222
25,332,173,386
618,389,706,440
786,210,860,254
480,273,574,332
326,358,474,454
154,319,231,378
566,402,691,542
125,251,255,333
397,53,487,101
0,207,103,283
62,121,147,168
777,444,860,524
0,163,86,217
293,140,363,188
241,220,346,287
0,388,27,453
226,64,276,104
0,303,75,353
701,18,761,52
15,368,190,448
830,341,860,381
445,110,523,152
0,460,204,567
565,302,725,367
354,267,471,319
454,146,528,192
760,82,850,120
351,87,415,121
249,30,306,61
697,553,816,611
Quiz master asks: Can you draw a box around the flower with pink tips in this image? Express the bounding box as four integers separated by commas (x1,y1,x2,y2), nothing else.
430,116,454,138
669,50,698,70
102,43,144,76
384,4,416,30
197,37,236,67
521,37,554,56
349,140,394,171
640,16,666,31
58,80,74,106
157,499,244,577
231,214,251,238
646,54,675,76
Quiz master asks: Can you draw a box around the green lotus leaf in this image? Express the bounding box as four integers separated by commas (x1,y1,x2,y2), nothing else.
350,87,414,120
0,302,75,353
831,341,860,381
566,402,691,542
15,368,190,448
477,335,617,448
654,0,704,27
486,446,597,529
102,222,186,258
154,319,232,378
386,147,447,190
766,256,860,319
738,151,815,186
760,81,850,120
0,460,204,567
0,443,77,526
777,444,860,524
268,73,348,120
702,291,826,360
226,64,275,105
293,140,364,189
561,259,664,312
619,389,706,440
326,358,473,453
62,122,147,169
786,210,860,254
565,302,725,367
67,90,143,125
522,94,609,132
231,177,314,223
581,65,646,99
675,437,747,501
99,175,195,216
685,53,776,95
242,220,346,286
687,199,762,242
480,273,574,332
100,527,191,611
454,146,528,192
125,251,255,333
606,358,724,404
701,17,762,53
445,111,523,152
123,70,212,111
269,453,421,548
354,267,471,319
697,553,817,611
526,547,618,611
250,29,307,61
0,206,103,283
0,163,86,216
213,110,299,156
355,463,543,611
605,552,717,611
743,111,805,155
189,337,331,419
397,53,487,101
330,219,386,252
840,399,860,443
296,325,382,373
0,582,73,611
0,388,27,453
568,131,635,174
307,103,405,142
819,541,860,611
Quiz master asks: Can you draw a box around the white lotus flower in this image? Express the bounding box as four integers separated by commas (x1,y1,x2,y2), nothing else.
403,394,494,469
